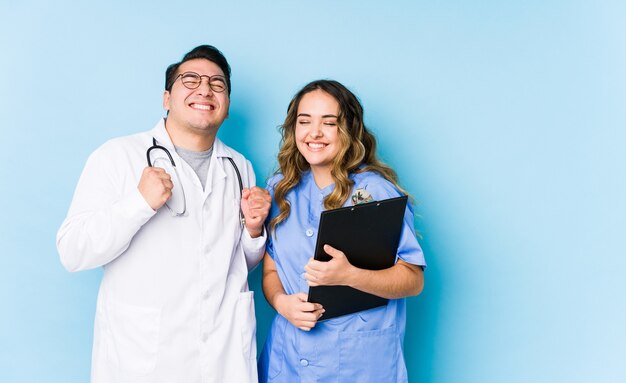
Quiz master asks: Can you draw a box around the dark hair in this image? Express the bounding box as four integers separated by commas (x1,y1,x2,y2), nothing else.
164,45,231,95
270,79,405,232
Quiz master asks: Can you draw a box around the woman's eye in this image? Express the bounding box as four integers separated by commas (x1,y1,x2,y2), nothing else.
298,120,310,125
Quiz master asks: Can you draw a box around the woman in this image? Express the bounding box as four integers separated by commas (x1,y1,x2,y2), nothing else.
258,80,426,382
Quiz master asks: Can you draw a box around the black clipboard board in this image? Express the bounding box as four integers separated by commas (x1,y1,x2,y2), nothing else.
307,195,408,320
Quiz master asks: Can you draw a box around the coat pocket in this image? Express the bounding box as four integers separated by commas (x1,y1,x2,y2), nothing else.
338,325,404,382
236,291,257,360
103,300,161,375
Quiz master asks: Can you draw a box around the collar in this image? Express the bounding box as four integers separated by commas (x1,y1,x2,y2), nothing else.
149,118,234,159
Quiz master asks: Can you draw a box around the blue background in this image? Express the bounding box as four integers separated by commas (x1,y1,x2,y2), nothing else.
1,1,624,382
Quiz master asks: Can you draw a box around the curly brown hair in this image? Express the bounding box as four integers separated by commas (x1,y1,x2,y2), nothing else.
270,80,406,233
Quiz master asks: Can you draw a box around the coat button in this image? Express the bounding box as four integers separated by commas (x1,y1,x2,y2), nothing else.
300,359,309,367
305,229,314,237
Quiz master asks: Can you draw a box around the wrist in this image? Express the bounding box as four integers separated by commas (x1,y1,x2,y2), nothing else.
345,265,362,288
246,225,263,238
271,292,287,313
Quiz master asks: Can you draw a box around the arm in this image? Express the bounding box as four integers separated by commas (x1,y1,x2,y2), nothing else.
239,188,270,269
56,147,158,272
262,252,324,331
239,160,271,270
241,186,271,238
304,244,424,299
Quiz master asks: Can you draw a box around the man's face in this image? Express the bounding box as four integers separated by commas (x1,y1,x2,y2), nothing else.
163,58,230,137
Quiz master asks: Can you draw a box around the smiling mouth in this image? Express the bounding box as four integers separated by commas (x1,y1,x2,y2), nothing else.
190,103,215,111
307,142,327,149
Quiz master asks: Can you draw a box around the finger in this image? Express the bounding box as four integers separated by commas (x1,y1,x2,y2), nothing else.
248,186,264,194
249,187,271,202
162,179,174,190
301,320,319,328
303,271,316,282
148,166,167,174
241,188,251,200
159,172,172,181
305,261,324,273
248,191,270,202
163,189,172,200
247,207,270,219
299,301,322,313
313,308,325,319
250,191,270,201
295,312,320,324
245,200,262,211
251,197,271,208
148,168,172,181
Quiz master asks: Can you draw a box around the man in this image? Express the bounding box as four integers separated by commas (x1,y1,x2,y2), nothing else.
57,45,271,383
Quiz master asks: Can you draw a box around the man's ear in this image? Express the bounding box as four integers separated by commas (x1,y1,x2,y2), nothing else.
163,91,170,112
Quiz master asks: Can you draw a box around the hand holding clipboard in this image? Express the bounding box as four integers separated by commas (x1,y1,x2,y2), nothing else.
306,195,408,320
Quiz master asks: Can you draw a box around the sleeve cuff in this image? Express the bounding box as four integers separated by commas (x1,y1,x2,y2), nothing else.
242,226,267,270
117,187,156,226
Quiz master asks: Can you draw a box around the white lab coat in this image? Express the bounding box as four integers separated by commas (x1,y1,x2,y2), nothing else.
57,119,265,383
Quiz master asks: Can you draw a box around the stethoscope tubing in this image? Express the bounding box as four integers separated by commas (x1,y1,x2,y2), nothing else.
147,137,245,226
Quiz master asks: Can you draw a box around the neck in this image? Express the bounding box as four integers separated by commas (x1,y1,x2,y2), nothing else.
164,119,216,151
311,166,334,189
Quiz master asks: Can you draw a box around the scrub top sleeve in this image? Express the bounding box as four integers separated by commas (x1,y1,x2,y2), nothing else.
265,233,277,259
264,174,282,194
361,179,426,268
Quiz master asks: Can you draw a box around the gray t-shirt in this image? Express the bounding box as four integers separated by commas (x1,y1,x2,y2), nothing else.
175,145,213,190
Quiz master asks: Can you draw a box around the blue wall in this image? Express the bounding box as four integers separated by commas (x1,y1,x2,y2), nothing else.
1,1,624,382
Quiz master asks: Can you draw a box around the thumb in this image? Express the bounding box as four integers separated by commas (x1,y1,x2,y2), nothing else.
241,188,251,200
323,244,342,259
240,189,251,214
295,292,309,302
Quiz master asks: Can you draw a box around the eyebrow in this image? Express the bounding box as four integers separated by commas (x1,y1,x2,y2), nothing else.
296,113,338,118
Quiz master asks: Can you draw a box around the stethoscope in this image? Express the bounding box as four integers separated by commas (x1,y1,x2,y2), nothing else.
146,137,245,226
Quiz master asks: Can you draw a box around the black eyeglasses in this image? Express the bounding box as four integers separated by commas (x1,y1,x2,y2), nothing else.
173,71,228,93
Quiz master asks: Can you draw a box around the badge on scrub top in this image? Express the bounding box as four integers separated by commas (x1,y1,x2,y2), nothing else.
351,188,374,205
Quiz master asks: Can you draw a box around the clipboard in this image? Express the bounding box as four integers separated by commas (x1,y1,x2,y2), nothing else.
307,195,408,320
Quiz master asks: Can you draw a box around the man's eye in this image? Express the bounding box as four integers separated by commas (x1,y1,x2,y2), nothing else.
182,76,200,84
211,78,226,88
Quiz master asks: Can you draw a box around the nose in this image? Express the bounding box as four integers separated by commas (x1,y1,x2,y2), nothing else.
196,79,214,97
309,123,323,138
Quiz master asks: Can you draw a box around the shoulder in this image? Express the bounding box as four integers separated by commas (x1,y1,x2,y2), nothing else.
88,131,149,163
265,173,285,194
214,138,248,164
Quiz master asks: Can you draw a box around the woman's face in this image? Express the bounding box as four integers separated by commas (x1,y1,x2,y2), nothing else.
294,90,342,178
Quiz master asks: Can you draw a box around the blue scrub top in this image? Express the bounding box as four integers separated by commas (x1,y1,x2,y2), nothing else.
258,170,426,383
